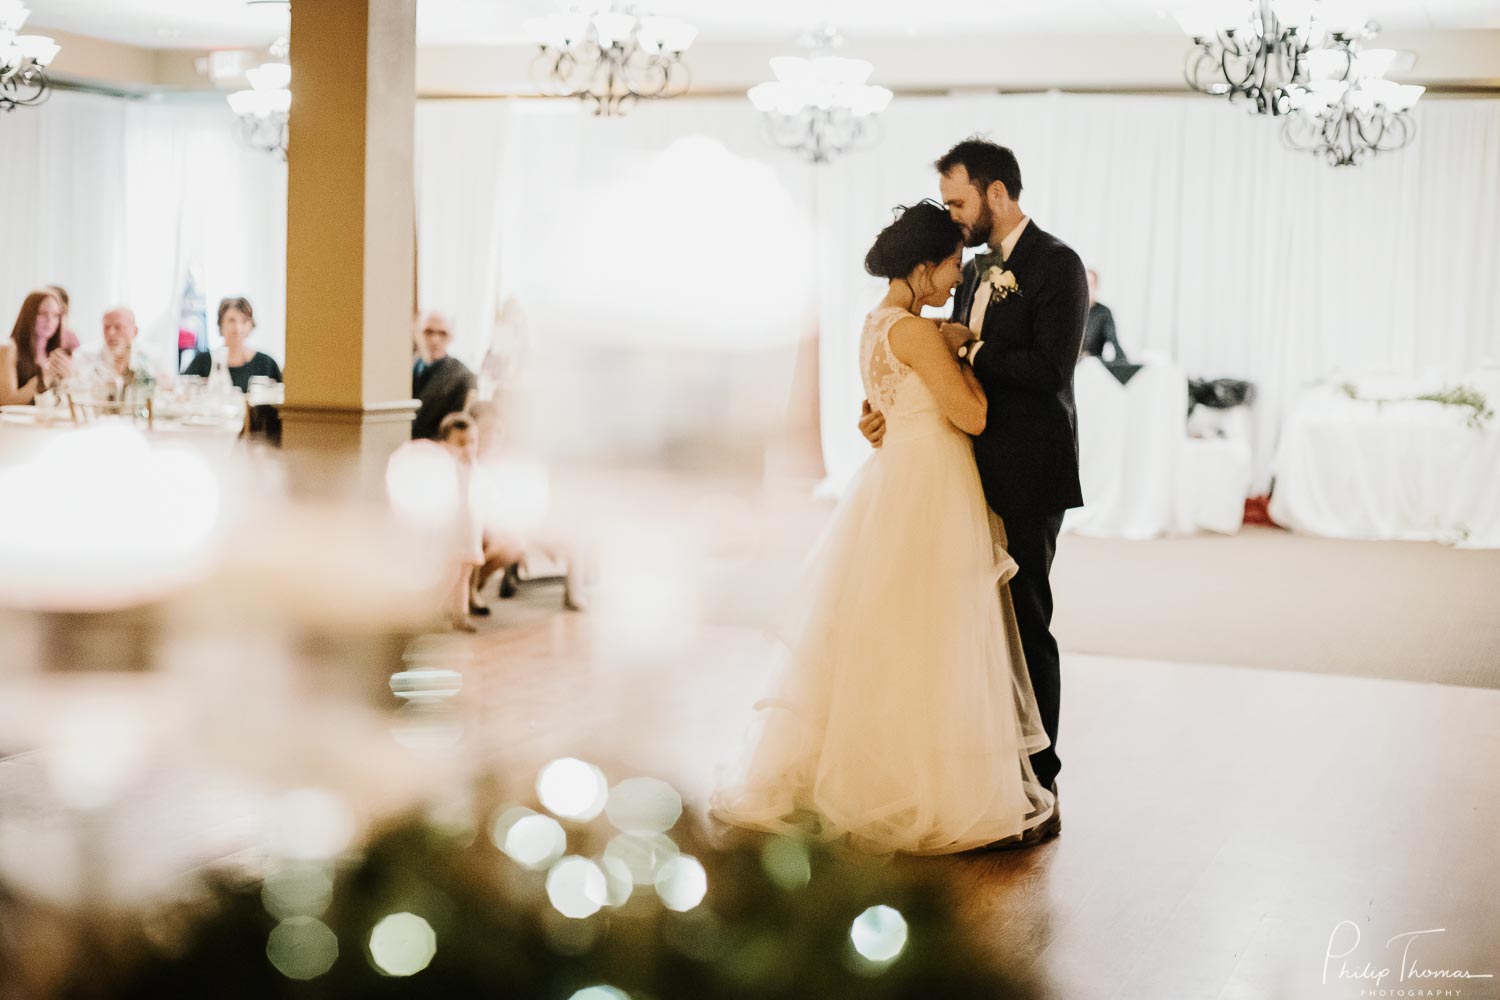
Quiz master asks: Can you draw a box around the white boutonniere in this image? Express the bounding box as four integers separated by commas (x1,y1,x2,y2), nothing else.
984,265,1021,303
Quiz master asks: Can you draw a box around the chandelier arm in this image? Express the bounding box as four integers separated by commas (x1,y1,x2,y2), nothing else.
1185,48,1219,94
0,66,51,111
662,54,689,99
812,109,831,161
1389,113,1415,151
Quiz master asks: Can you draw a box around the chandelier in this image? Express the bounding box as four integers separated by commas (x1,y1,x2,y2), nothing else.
1282,48,1423,165
227,37,290,160
747,27,893,164
0,1,60,112
1174,0,1376,115
525,5,698,117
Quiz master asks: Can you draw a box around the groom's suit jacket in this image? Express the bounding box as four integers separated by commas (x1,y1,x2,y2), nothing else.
953,221,1089,520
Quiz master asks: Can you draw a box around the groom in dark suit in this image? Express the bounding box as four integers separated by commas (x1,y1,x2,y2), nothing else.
861,139,1087,844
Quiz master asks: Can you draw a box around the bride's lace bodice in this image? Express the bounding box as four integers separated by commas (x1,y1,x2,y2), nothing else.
860,306,941,423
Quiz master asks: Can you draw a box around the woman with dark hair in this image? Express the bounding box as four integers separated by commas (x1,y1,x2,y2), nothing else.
1,289,73,405
714,201,1056,854
184,297,283,392
45,285,82,355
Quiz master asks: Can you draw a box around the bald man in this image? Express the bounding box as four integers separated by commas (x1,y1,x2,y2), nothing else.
71,306,172,398
411,310,476,440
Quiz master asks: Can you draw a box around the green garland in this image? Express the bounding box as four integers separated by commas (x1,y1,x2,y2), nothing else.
1338,382,1495,430
36,798,1044,1000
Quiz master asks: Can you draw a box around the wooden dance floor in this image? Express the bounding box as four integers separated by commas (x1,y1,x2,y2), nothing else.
440,603,1500,1000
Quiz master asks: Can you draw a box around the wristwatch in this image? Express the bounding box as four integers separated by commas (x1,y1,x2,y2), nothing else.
957,338,985,362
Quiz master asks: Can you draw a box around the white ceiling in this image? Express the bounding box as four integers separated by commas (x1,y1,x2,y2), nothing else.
28,0,1500,51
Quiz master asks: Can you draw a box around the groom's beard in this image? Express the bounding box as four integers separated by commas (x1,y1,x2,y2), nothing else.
966,203,994,249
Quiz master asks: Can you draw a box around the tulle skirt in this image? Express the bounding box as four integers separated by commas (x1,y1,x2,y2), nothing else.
712,417,1055,854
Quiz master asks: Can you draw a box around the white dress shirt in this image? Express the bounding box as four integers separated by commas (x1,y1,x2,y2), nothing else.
965,216,1030,364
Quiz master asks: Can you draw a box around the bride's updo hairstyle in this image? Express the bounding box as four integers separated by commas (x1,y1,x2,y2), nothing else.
864,200,965,280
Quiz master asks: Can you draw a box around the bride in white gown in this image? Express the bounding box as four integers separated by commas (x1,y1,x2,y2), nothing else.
712,202,1056,854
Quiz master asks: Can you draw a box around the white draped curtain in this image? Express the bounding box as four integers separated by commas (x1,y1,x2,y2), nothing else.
413,94,1500,490
7,90,1494,488
0,91,127,352
811,93,1500,491
0,91,286,368
415,98,816,464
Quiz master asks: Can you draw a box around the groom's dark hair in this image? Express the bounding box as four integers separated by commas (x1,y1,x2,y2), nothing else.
935,138,1023,201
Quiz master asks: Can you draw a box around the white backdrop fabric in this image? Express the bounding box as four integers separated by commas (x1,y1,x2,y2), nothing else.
413,93,1500,495
806,93,1500,494
0,92,286,369
5,90,1496,497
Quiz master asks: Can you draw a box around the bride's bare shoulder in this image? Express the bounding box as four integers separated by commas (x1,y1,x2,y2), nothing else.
887,315,942,362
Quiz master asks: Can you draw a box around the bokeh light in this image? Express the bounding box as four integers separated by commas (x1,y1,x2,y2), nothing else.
368,912,438,977
601,855,634,907
502,814,568,870
850,905,908,964
760,837,812,890
605,777,683,835
568,987,630,1000
470,458,550,537
262,862,335,919
654,855,708,912
604,832,681,886
266,916,339,980
389,667,462,702
0,425,222,610
536,758,609,821
385,439,461,528
273,788,356,861
490,806,537,849
546,856,608,919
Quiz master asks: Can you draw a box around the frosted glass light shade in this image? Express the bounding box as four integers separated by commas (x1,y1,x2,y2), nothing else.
248,61,290,90
1354,48,1396,80
1388,84,1423,110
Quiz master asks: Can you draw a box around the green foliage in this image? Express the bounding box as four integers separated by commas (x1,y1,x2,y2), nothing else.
80,809,1040,1000
1339,382,1494,430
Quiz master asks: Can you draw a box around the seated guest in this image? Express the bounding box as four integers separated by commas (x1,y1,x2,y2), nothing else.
1080,268,1129,363
70,307,172,399
45,285,83,354
1,288,73,405
184,297,283,391
411,310,475,440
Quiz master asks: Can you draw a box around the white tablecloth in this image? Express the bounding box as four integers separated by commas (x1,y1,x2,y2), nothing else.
0,412,242,466
1064,357,1251,539
1269,384,1500,548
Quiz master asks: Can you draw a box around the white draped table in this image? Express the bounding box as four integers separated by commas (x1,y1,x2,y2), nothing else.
1064,356,1252,540
1269,384,1500,548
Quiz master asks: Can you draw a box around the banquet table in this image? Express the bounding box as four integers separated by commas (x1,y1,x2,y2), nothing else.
0,402,244,465
1064,356,1252,539
1268,383,1500,548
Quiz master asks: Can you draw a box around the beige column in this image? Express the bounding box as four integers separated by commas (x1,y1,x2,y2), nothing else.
280,0,419,497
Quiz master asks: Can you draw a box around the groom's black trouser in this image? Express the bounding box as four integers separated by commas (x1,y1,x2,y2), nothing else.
1003,508,1066,792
